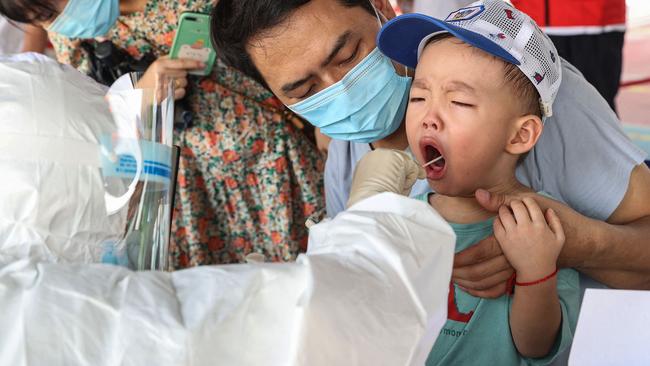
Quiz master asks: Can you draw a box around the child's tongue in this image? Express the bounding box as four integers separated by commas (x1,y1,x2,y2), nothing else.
424,144,446,180
425,145,445,169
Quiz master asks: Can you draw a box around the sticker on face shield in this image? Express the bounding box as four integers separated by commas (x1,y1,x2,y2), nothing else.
100,136,172,187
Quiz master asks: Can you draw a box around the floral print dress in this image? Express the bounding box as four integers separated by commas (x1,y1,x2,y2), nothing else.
49,0,325,268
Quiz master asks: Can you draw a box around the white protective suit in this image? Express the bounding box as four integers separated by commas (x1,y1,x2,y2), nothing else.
0,53,174,269
0,54,456,366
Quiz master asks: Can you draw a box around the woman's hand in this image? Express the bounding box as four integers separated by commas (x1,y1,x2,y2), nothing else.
135,56,204,100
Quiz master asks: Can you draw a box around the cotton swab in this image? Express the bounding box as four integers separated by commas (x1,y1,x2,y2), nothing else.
422,155,444,168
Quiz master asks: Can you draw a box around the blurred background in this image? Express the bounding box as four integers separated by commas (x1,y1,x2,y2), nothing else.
619,0,650,156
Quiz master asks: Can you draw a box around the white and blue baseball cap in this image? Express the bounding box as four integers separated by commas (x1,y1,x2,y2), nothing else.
377,0,562,117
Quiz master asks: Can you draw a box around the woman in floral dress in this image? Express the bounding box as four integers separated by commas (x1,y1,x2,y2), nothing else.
26,0,325,268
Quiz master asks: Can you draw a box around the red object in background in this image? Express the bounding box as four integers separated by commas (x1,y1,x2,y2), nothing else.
616,24,650,126
620,77,650,88
391,0,403,15
511,0,625,28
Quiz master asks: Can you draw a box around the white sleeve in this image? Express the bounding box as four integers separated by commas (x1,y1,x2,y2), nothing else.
516,59,647,221
324,140,350,217
0,193,455,366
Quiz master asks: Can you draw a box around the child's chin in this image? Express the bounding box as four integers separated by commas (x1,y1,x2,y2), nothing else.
430,182,475,198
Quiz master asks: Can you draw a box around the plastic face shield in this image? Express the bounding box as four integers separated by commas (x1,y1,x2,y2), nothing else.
102,77,176,270
0,56,175,270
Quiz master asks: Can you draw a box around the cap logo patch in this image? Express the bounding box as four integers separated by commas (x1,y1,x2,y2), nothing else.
504,9,515,19
533,72,545,84
445,5,485,22
489,33,507,40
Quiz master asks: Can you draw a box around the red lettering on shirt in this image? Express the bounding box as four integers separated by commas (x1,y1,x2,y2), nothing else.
447,282,474,323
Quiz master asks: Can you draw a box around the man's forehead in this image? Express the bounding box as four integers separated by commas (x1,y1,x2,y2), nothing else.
247,0,378,83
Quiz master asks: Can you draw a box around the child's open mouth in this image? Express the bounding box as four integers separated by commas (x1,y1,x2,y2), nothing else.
421,140,446,180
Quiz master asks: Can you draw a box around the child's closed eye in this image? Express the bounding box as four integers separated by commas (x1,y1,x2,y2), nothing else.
452,101,474,107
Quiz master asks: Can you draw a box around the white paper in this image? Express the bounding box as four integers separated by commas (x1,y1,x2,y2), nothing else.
569,289,650,365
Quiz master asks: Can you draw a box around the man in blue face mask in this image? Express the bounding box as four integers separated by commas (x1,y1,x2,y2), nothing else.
211,0,650,300
213,0,428,212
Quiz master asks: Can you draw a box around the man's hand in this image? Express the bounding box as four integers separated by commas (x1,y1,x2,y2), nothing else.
461,164,650,292
452,235,514,298
453,197,564,297
451,188,531,298
455,188,587,298
346,149,425,208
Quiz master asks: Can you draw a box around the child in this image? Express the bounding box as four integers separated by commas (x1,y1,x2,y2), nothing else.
375,0,580,364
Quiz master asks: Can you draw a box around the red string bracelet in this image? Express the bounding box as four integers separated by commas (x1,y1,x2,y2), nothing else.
515,268,559,287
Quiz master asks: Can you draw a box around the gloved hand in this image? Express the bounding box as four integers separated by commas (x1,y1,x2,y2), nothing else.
347,149,426,208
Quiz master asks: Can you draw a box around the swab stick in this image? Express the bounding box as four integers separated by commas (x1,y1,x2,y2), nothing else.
422,155,444,168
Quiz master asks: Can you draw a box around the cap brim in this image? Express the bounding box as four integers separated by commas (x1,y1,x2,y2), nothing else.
377,13,520,68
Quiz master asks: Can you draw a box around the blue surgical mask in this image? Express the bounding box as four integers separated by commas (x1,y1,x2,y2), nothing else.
288,47,412,144
48,0,120,38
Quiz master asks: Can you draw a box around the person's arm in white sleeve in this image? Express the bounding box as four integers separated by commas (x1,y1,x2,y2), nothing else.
0,194,455,366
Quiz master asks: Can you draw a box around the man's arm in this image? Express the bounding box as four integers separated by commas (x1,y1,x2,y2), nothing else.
563,163,650,287
457,163,650,296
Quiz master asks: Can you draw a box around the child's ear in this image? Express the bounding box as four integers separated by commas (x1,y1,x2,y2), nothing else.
505,115,543,155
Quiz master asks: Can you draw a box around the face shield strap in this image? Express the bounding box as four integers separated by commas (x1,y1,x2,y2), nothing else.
369,0,383,29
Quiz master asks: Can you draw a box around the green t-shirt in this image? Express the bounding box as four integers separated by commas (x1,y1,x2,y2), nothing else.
415,193,580,366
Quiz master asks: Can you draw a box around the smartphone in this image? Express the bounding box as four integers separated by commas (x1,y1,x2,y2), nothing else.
169,12,217,76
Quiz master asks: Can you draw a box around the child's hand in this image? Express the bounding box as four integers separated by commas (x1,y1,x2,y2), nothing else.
493,197,565,282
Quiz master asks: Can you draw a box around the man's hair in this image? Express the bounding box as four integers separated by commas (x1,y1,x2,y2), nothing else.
426,33,541,118
0,0,58,24
211,0,375,88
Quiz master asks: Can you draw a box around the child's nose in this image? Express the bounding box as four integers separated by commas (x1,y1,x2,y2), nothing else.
421,117,441,131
